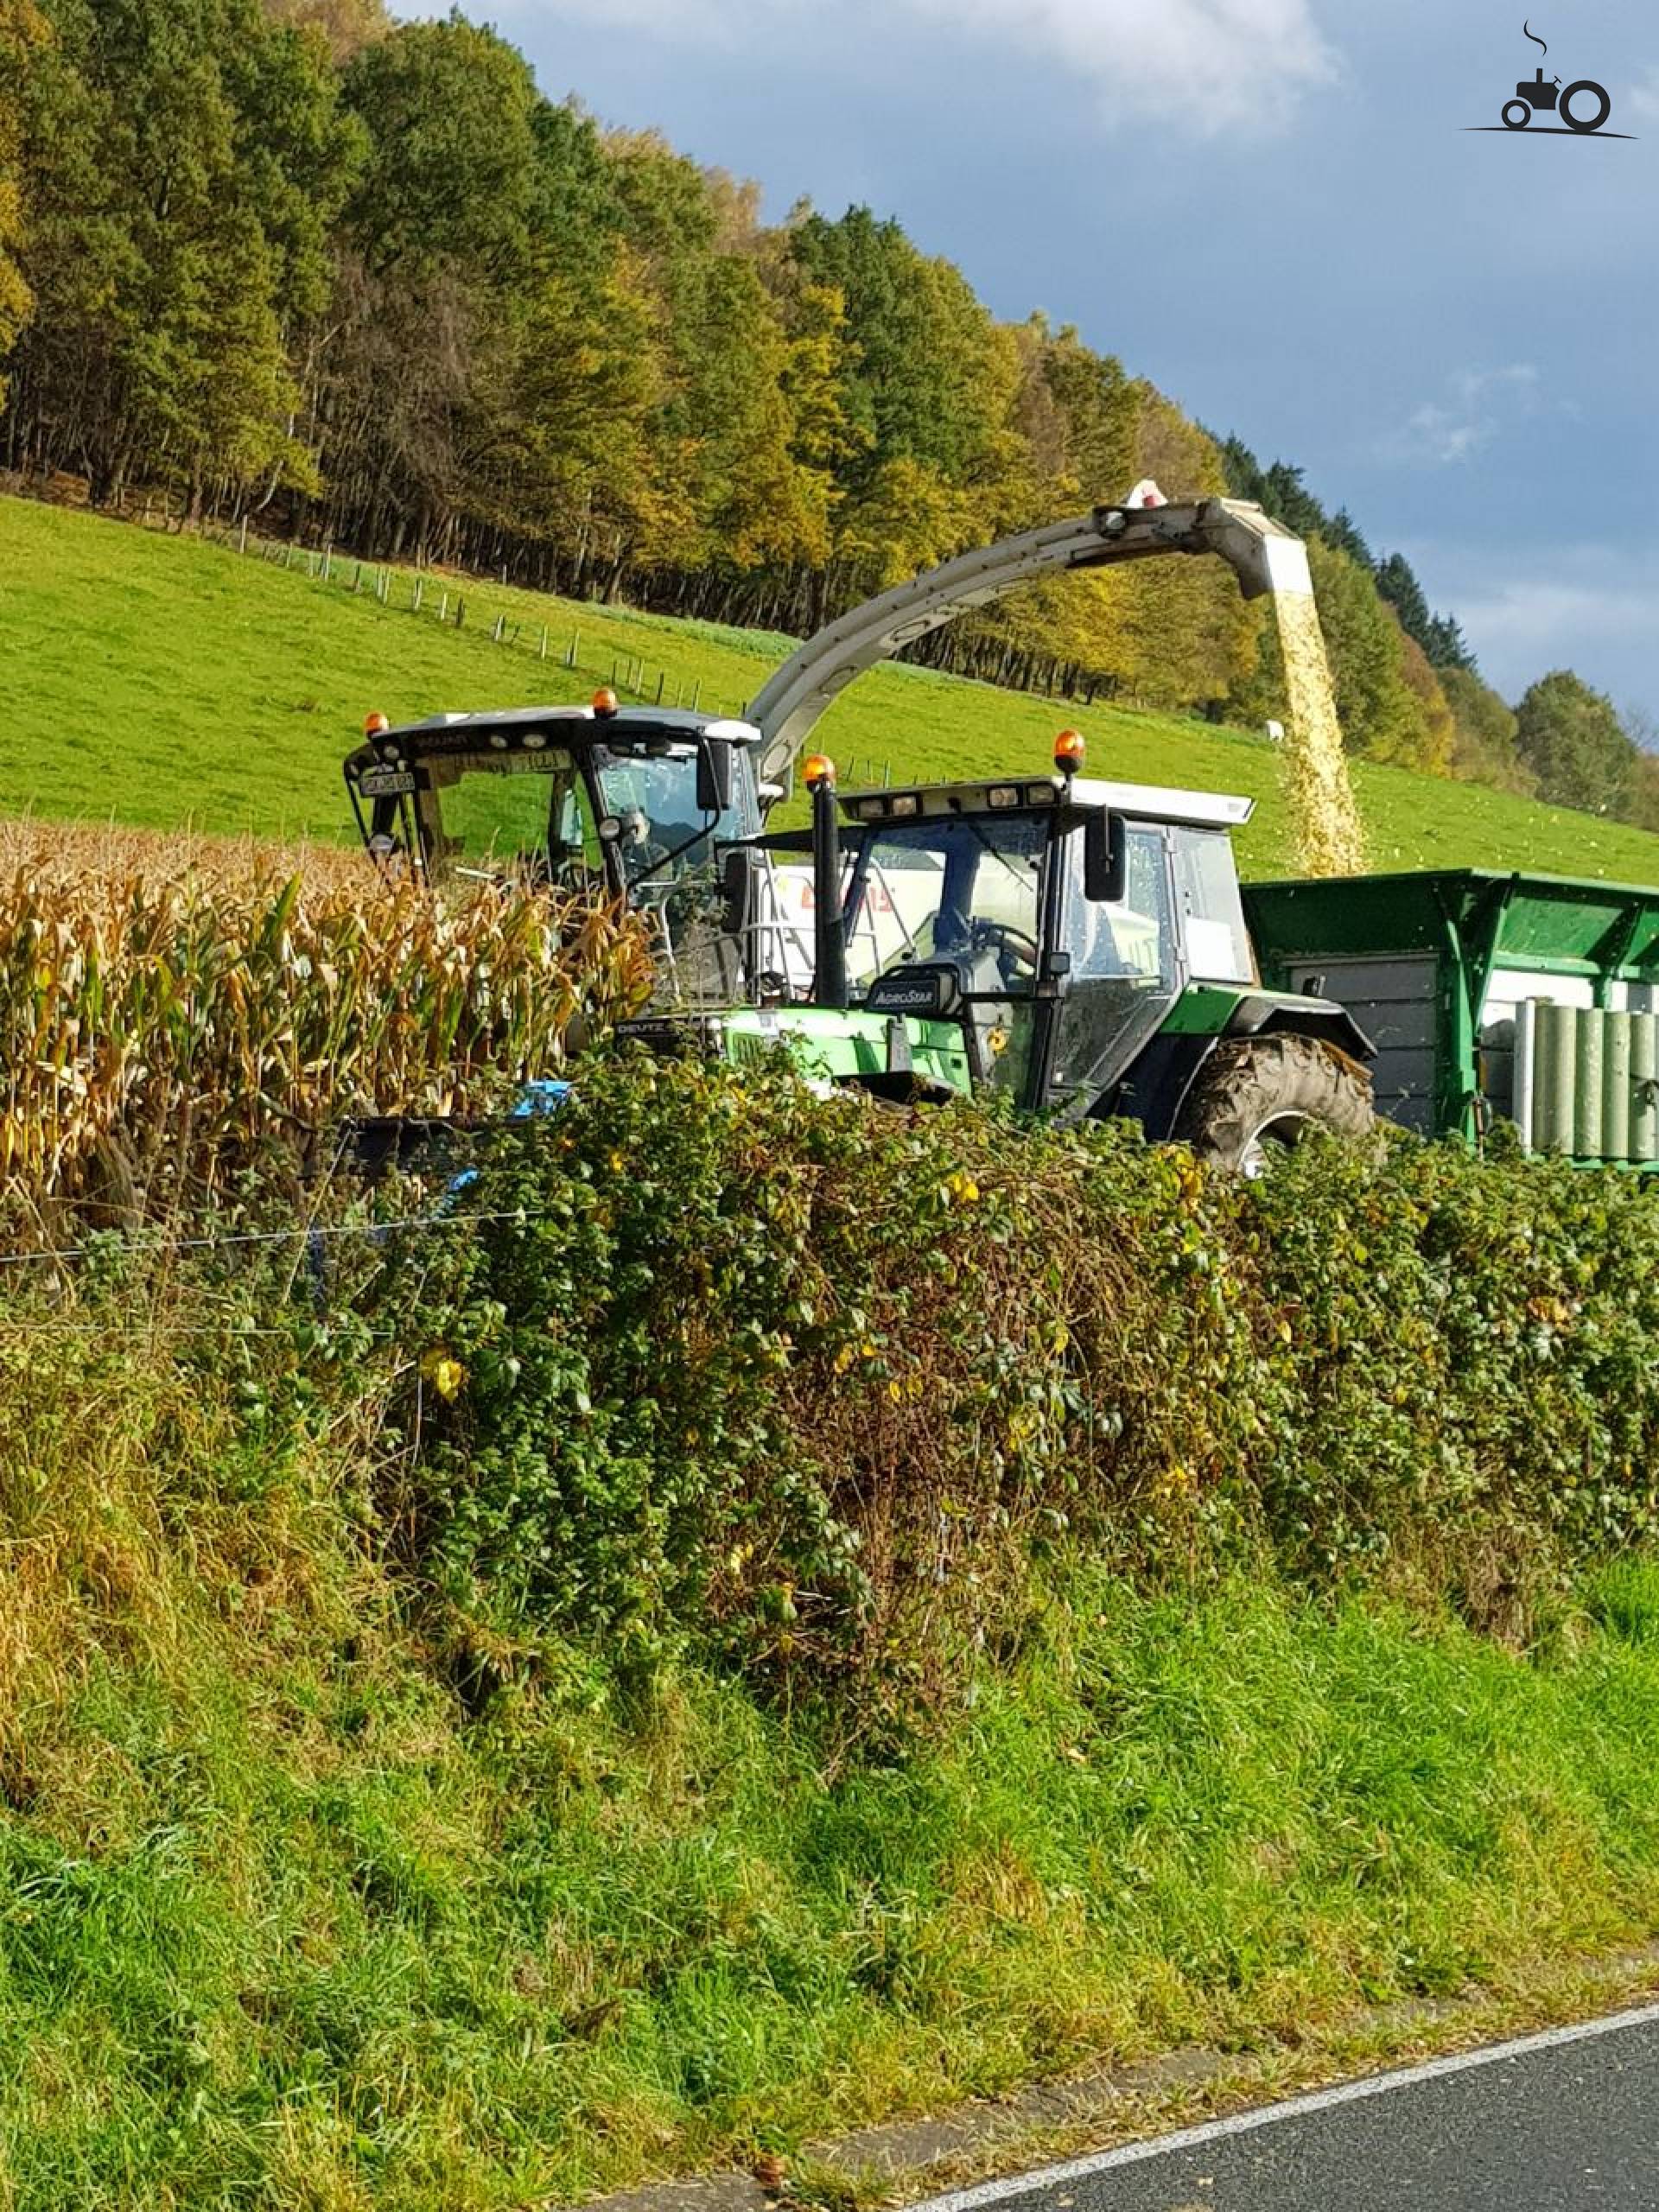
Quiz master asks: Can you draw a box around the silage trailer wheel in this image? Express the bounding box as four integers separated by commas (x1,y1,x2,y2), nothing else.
1174,1033,1376,1177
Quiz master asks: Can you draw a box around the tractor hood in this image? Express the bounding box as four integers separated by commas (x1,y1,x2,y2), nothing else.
619,1004,973,1099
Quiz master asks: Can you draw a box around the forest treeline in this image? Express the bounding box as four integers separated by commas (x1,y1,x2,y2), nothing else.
0,0,1649,823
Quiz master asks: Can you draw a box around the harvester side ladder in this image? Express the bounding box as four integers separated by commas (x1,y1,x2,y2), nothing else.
747,493,1315,792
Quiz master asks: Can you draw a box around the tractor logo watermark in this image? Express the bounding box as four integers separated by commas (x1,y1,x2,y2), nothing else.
1465,20,1632,137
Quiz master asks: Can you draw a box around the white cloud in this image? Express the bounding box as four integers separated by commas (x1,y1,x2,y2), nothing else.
1630,66,1659,125
1449,365,1539,405
1455,577,1659,660
1383,363,1554,467
909,0,1339,136
488,0,1340,137
1395,404,1491,466
1403,540,1659,710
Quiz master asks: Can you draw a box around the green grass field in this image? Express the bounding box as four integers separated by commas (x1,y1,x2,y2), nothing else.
7,493,1659,883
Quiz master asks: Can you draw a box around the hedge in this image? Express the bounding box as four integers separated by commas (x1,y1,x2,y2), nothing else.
357,1058,1659,1719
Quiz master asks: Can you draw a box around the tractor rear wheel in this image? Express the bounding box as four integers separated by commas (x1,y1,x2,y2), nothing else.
1174,1033,1375,1177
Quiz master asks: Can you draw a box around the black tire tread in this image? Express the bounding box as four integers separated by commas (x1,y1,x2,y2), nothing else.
1174,1033,1374,1170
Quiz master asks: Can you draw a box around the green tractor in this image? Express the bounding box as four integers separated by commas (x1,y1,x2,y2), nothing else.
623,736,1375,1172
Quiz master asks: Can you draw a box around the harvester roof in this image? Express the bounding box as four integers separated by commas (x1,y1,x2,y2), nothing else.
348,703,763,774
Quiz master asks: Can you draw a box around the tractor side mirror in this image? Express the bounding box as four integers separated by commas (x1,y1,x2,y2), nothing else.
721,843,758,936
1084,810,1127,904
696,738,734,816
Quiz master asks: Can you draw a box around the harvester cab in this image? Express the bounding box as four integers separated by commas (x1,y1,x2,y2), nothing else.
343,693,779,999
664,737,1374,1172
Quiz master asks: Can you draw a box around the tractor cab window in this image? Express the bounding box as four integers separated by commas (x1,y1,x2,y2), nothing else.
594,746,759,893
849,815,1046,996
1064,822,1175,985
1170,827,1254,984
1050,820,1182,1109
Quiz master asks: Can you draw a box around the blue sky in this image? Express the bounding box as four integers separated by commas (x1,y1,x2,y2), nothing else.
413,1,1657,722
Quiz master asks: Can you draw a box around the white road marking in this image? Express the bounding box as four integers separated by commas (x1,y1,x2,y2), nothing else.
910,2000,1659,2212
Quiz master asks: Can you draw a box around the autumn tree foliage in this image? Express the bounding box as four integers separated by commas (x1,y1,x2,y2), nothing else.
0,0,1632,804
1516,671,1639,818
0,0,48,403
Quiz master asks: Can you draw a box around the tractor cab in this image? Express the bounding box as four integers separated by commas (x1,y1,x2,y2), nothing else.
734,740,1269,1118
661,734,1373,1169
343,693,767,999
846,766,1257,1114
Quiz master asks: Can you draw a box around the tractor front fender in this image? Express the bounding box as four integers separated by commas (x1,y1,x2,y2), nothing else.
1224,992,1375,1065
1097,993,1373,1141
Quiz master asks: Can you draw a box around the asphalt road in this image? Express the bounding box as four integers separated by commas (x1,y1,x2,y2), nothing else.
916,2006,1659,2212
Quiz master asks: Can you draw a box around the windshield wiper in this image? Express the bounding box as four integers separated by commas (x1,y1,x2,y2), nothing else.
623,812,720,888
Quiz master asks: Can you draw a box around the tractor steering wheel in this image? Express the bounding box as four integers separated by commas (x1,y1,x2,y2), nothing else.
969,918,1041,984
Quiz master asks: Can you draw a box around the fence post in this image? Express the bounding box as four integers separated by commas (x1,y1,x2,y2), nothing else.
491,613,505,644
539,626,549,661
412,577,424,614
438,589,449,625
565,632,579,670
238,516,249,556
455,596,466,629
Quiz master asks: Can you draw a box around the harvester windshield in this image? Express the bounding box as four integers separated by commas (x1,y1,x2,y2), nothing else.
404,742,757,893
344,708,766,1003
435,750,595,885
594,749,741,892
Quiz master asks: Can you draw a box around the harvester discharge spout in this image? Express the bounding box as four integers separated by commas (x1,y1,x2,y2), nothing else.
747,493,1317,795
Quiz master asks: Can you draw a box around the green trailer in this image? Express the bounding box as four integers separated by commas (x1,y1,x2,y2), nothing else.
1243,868,1659,1166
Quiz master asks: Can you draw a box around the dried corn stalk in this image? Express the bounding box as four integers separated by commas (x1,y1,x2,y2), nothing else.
0,858,652,1236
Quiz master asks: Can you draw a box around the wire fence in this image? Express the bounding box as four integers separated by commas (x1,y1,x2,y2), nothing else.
197,517,899,787
0,1203,543,1274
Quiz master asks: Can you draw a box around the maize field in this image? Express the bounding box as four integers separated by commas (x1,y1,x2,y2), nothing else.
0,837,652,1240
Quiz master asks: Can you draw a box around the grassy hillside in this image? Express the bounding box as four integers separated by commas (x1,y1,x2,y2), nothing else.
7,493,1659,884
